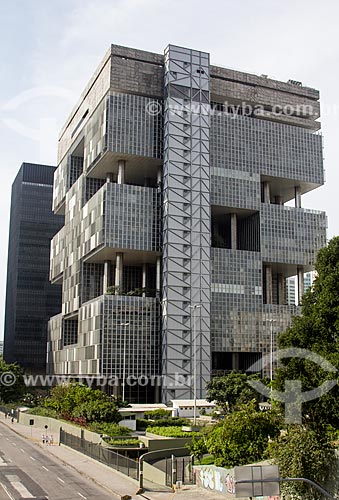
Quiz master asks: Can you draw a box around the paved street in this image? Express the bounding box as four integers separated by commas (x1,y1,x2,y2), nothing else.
0,414,223,500
0,423,112,500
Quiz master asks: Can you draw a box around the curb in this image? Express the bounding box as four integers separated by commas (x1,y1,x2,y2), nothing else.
0,419,137,500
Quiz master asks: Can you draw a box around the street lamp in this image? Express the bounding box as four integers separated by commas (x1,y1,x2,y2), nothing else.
121,322,130,402
189,304,201,426
269,319,277,384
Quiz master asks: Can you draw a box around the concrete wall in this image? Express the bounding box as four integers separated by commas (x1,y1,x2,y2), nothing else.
139,432,193,452
18,412,102,443
144,462,167,486
194,465,236,499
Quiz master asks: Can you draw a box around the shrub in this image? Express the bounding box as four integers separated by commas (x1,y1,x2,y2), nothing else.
147,426,201,438
26,407,59,419
144,409,172,420
106,438,140,447
206,401,281,467
88,421,131,437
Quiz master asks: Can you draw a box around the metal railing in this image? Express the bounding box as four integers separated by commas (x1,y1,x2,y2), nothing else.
59,429,138,480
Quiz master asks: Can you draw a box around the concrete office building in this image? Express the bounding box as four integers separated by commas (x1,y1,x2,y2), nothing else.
4,163,64,373
0,341,3,357
48,44,326,402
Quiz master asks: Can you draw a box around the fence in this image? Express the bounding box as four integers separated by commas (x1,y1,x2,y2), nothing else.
60,429,138,480
149,455,193,487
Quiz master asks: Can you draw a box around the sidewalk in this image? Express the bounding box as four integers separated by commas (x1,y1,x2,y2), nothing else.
0,413,218,500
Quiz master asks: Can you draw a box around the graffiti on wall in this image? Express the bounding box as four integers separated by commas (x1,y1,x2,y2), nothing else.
195,466,235,497
194,466,281,499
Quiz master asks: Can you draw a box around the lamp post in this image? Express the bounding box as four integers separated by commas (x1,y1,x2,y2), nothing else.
121,322,130,402
189,304,201,426
269,319,277,384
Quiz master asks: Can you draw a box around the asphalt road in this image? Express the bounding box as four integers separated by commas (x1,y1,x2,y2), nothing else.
0,423,113,500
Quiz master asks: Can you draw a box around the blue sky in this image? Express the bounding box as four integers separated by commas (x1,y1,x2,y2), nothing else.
1,0,339,339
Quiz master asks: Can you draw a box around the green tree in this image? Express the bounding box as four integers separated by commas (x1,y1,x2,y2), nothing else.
274,236,339,429
206,401,281,467
44,382,122,422
0,358,25,403
73,400,121,423
269,426,337,500
206,371,263,413
187,436,208,462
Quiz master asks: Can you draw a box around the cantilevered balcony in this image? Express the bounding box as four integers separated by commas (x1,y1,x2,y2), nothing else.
260,204,327,268
81,182,161,262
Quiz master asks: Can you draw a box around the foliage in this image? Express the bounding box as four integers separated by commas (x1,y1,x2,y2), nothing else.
147,425,201,438
21,390,48,407
72,400,120,423
205,401,281,467
144,408,172,419
187,435,208,462
274,236,339,429
206,371,263,413
88,421,131,437
26,406,59,419
269,426,337,500
136,417,189,430
106,438,140,446
43,383,122,424
136,418,149,430
0,359,26,403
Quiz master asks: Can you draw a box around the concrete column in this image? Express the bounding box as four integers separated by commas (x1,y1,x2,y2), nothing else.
231,213,237,250
263,181,270,204
103,260,111,294
232,353,239,371
142,263,147,297
277,273,285,305
157,166,162,186
297,267,304,304
144,177,150,187
117,160,126,185
106,172,114,183
156,256,161,295
266,265,273,304
115,253,123,294
154,383,161,403
295,186,302,208
275,195,283,205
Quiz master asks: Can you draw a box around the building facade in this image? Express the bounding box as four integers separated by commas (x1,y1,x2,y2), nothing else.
4,163,64,373
287,271,314,306
48,44,326,402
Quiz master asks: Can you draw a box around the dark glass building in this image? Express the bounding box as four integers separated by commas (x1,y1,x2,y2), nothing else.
4,163,64,373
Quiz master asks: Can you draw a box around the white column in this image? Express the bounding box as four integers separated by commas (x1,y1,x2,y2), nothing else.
117,160,125,185
297,267,304,304
156,256,161,295
103,260,111,294
275,195,283,205
231,213,237,250
295,186,302,208
115,253,123,294
157,166,162,186
106,172,113,183
142,263,147,297
263,181,270,204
